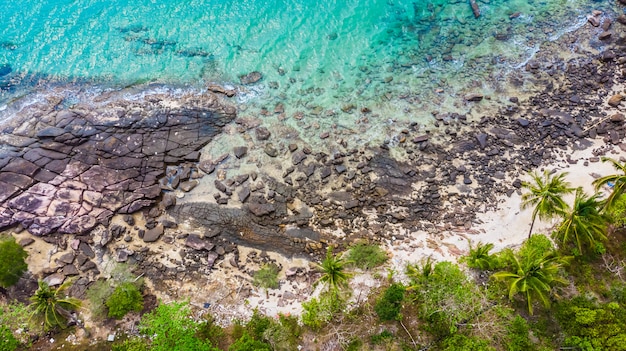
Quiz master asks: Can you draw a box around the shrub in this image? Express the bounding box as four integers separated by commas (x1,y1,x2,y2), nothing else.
86,280,114,318
301,291,346,330
228,332,271,351
139,301,219,351
462,241,501,270
106,282,144,319
0,324,19,351
346,243,388,270
370,330,394,344
517,235,554,262
506,315,534,351
408,261,485,337
262,314,301,351
374,283,405,321
0,236,28,288
253,264,280,292
607,195,626,227
441,334,495,351
0,302,31,345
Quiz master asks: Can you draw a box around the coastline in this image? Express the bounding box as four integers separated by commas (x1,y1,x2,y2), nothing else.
1,5,626,346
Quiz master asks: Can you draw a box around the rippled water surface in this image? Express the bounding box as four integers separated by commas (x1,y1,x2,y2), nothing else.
0,0,610,139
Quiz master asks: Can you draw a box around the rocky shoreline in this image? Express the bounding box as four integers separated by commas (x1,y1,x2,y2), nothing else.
1,7,626,328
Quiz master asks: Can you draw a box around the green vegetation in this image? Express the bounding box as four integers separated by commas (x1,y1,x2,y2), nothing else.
138,301,219,351
346,242,388,270
593,157,626,211
317,246,352,293
252,263,279,298
106,282,144,319
29,280,81,330
301,290,346,330
555,188,609,254
521,170,574,238
493,248,570,315
86,263,144,319
0,236,28,288
374,283,405,321
0,324,18,351
461,241,501,270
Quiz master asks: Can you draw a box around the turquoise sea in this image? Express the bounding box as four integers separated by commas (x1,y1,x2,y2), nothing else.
0,0,614,143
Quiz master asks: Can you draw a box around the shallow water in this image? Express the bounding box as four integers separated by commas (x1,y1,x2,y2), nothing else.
0,0,613,143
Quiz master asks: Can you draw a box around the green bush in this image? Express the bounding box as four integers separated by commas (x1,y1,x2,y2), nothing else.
517,235,554,262
374,283,405,321
106,282,144,319
556,297,626,351
506,315,534,351
607,195,626,227
111,338,150,351
0,236,28,288
441,334,495,351
301,291,346,330
370,330,394,345
0,324,19,351
346,243,388,270
139,301,219,351
262,314,302,351
462,242,501,271
0,302,31,345
407,261,484,338
228,332,271,351
87,280,114,318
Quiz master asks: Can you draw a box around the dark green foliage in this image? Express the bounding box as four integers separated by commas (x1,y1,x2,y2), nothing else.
370,330,394,344
440,334,495,351
556,297,626,351
517,234,554,261
607,195,626,227
505,315,534,351
346,338,363,351
462,241,501,270
374,283,405,321
228,332,271,351
521,170,574,237
0,236,28,288
408,261,484,337
197,314,225,347
139,301,219,351
555,188,609,254
245,309,272,340
106,282,144,319
0,324,18,351
317,246,352,294
346,242,388,270
493,248,570,315
30,280,81,330
593,157,626,212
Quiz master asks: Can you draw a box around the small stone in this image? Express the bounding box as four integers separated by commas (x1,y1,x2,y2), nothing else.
608,94,623,107
143,225,164,242
264,143,278,157
320,132,330,139
62,264,79,276
239,71,262,85
588,15,600,27
179,180,198,192
465,93,484,102
255,126,271,141
233,146,248,159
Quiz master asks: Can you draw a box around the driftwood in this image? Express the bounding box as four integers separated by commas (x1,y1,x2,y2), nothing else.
470,0,480,18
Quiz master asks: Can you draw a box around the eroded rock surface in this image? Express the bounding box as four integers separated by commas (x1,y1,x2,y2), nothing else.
0,89,236,236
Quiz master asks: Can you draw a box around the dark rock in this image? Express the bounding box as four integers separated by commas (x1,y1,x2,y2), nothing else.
320,167,331,179
58,252,75,264
207,251,219,269
512,179,522,188
43,273,65,286
161,220,177,228
264,143,278,157
238,187,251,202
335,165,347,174
465,93,484,102
239,71,262,85
79,242,95,258
19,238,35,247
517,118,530,127
255,127,271,141
475,133,488,149
62,264,79,276
248,203,275,216
588,15,600,27
233,146,248,159
185,234,215,251
162,193,176,209
143,224,164,242
291,150,307,165
179,180,198,192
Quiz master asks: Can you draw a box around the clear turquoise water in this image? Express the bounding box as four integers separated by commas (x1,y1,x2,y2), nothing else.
0,0,612,141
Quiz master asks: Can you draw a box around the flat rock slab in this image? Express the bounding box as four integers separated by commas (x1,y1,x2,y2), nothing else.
143,224,164,242
0,89,236,236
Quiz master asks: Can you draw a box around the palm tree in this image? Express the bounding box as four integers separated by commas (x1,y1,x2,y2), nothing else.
555,187,609,254
521,170,574,238
30,280,81,330
592,157,626,211
492,249,570,315
316,247,352,300
462,241,499,271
